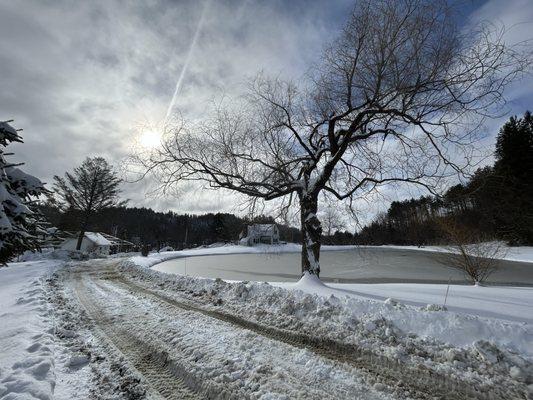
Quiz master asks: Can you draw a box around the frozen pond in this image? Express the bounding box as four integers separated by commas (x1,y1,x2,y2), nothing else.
152,247,533,285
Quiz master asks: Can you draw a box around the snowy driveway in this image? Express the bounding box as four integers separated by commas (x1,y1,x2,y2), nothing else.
59,260,395,399
38,259,531,399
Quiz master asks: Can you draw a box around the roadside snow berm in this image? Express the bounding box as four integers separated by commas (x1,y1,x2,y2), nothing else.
293,271,328,291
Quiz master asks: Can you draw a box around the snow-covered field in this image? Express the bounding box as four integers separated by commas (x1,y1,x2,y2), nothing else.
1,244,532,399
275,274,533,354
275,279,533,323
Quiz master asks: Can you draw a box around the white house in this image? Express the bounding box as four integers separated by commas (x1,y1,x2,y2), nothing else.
239,224,279,246
60,232,112,256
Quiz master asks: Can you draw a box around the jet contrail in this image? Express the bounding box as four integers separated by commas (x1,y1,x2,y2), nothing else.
165,0,211,121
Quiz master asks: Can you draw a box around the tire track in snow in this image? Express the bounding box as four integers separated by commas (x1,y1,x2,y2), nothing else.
72,276,203,400
75,266,389,400
111,272,516,400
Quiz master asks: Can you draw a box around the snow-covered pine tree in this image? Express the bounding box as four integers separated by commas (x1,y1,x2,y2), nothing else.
0,120,46,264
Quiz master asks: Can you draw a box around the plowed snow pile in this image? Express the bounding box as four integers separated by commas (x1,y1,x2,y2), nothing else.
122,258,533,396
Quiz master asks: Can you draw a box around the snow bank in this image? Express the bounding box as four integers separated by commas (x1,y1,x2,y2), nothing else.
14,249,83,262
284,277,533,359
275,279,533,355
0,260,64,400
275,281,533,324
121,259,533,391
0,259,97,399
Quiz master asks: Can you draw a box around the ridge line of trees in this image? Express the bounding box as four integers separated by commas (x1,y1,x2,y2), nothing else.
39,204,356,250
355,112,533,246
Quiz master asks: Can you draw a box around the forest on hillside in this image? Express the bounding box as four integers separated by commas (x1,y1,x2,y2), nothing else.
354,112,533,246
40,206,284,249
39,204,355,249
40,206,355,249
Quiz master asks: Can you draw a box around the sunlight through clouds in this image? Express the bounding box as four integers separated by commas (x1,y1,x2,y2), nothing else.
0,0,531,218
139,129,162,149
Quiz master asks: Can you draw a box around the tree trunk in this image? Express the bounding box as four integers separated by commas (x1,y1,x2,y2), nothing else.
299,193,322,276
76,212,91,251
76,229,85,251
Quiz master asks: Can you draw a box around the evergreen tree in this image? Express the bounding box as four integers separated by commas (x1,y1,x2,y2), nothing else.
495,112,533,180
493,112,533,243
0,121,47,264
355,112,533,246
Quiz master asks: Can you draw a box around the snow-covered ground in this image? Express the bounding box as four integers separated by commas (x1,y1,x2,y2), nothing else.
127,258,533,358
1,244,532,399
121,259,532,397
0,260,97,400
0,260,67,400
54,261,395,399
126,244,533,363
131,243,533,320
274,274,533,356
275,279,533,323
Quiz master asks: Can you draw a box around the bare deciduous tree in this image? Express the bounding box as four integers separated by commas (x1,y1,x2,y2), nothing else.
320,205,346,239
131,0,527,277
437,218,507,284
54,157,125,250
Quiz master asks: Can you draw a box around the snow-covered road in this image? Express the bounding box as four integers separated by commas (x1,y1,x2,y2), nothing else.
2,257,532,399
59,260,394,399
41,259,531,399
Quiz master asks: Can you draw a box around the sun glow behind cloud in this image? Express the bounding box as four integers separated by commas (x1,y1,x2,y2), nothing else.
139,129,162,149
2,0,532,217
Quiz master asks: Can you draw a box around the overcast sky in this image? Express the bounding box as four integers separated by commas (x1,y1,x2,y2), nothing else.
1,0,532,224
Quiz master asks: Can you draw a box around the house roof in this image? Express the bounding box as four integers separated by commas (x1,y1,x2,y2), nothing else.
100,232,135,246
84,232,111,246
60,231,134,247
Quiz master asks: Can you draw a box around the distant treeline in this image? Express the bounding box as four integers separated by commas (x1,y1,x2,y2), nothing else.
40,205,291,249
40,204,355,249
354,112,533,246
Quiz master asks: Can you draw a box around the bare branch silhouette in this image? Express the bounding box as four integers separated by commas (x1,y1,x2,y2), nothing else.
128,0,528,277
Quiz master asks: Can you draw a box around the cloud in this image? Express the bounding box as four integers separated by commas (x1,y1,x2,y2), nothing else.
0,0,350,214
0,0,531,224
